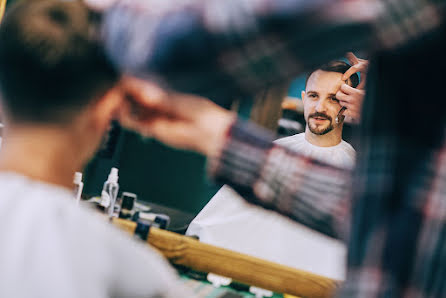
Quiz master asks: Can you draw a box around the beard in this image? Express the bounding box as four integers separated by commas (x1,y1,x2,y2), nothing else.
307,112,334,135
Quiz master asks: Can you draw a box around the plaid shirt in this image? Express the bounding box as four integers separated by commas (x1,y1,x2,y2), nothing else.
104,0,442,98
103,0,446,297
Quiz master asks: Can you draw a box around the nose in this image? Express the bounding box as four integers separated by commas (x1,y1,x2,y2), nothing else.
315,99,328,113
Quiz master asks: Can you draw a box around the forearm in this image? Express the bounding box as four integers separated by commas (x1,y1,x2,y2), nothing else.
208,120,352,239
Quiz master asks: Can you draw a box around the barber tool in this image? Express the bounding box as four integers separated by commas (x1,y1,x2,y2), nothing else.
335,106,347,124
99,167,120,218
208,273,232,288
73,172,84,205
134,201,151,212
119,192,137,219
250,286,273,298
132,211,171,230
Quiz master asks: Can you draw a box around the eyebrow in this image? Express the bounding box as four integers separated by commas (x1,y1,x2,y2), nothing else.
307,91,337,97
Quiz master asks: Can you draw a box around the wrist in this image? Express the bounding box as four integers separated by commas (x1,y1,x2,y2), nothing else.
201,112,236,158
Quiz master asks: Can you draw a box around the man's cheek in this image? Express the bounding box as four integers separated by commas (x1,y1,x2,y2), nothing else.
304,111,310,122
303,106,312,118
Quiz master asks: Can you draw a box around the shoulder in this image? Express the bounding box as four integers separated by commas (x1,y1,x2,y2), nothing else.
0,174,186,297
340,140,356,155
66,204,185,296
329,140,356,169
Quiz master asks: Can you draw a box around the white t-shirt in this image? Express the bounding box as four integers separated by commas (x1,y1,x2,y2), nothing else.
187,133,355,280
275,133,355,169
0,172,191,298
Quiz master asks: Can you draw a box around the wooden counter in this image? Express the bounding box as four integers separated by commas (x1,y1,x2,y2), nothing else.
113,218,339,298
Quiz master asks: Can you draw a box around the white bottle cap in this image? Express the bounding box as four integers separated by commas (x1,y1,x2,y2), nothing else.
107,167,119,183
73,172,83,184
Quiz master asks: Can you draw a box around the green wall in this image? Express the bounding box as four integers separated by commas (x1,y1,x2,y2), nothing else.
83,129,219,214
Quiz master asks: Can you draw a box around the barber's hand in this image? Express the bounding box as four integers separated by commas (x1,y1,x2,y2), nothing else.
336,52,369,124
336,84,365,124
343,52,368,89
119,77,236,157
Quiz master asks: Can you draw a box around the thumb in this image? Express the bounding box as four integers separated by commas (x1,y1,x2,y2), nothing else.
346,52,360,65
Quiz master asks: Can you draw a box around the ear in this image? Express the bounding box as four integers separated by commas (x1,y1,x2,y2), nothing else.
301,91,306,104
89,86,123,131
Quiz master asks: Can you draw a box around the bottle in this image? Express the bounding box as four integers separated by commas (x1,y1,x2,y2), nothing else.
119,192,137,219
100,167,119,218
73,172,84,205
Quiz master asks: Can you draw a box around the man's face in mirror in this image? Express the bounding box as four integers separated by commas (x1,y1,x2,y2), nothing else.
302,70,346,135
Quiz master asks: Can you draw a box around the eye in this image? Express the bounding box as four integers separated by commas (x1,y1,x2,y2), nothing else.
330,96,340,103
308,93,317,99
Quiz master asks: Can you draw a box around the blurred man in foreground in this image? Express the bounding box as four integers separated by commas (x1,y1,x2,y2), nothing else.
0,1,189,297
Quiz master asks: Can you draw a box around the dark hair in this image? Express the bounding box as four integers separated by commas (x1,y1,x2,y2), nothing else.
0,0,119,124
305,60,359,89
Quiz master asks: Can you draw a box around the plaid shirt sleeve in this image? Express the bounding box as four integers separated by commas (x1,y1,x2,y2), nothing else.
208,119,352,240
103,0,442,97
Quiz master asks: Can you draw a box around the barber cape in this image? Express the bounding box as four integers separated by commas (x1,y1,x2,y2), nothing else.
0,172,190,298
187,133,355,280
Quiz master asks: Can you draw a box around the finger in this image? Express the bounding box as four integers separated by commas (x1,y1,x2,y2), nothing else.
357,73,367,89
335,91,350,102
343,109,360,120
344,115,360,124
346,52,360,65
338,101,356,111
340,83,355,95
340,83,365,96
342,65,360,81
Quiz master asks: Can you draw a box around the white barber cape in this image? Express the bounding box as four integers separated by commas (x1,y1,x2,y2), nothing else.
187,133,355,280
0,172,191,298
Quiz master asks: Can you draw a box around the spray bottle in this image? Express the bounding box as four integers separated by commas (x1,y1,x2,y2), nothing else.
100,167,119,218
73,172,84,205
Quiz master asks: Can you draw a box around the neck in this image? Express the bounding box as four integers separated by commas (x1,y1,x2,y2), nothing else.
304,125,343,147
0,125,87,189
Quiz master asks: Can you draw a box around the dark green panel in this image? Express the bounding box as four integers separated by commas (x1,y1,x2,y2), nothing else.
118,131,214,213
83,129,217,215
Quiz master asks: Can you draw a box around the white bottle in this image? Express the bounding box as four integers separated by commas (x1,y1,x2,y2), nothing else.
73,172,84,205
100,167,119,217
